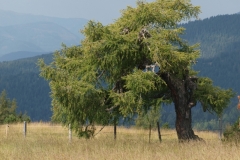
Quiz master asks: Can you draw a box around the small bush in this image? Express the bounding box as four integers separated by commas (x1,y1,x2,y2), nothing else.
162,122,170,129
0,90,31,124
223,118,240,142
4,114,17,123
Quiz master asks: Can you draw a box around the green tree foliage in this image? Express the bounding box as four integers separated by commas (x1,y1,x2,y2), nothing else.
0,90,30,123
0,90,16,123
39,0,234,140
223,118,240,142
39,45,113,138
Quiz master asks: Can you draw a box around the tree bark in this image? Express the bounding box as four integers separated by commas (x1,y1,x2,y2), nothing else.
175,99,199,141
157,122,162,142
161,72,201,141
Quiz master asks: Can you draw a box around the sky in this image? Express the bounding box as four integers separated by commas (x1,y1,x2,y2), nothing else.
0,0,239,24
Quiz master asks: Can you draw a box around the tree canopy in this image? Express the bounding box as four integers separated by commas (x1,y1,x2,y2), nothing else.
39,0,234,140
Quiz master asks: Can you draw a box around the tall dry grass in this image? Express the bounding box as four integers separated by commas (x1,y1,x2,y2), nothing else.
0,123,239,160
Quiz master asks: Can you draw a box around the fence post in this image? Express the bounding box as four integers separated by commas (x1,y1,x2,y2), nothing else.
157,122,162,143
239,117,240,130
23,121,27,138
218,116,222,140
149,124,151,143
69,124,72,142
114,119,117,140
6,124,9,137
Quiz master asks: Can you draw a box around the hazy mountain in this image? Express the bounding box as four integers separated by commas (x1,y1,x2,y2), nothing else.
0,10,88,58
0,22,81,56
0,51,49,62
0,10,88,36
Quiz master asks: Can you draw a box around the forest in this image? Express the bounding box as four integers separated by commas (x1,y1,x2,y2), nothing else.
0,13,240,129
0,54,52,121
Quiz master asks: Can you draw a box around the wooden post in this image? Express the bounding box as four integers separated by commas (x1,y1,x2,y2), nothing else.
157,122,162,143
69,124,72,142
149,124,151,143
239,117,240,130
114,119,117,140
238,96,240,129
6,124,9,137
23,121,27,138
218,116,222,140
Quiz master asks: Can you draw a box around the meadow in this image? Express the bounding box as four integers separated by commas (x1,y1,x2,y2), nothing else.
0,123,239,160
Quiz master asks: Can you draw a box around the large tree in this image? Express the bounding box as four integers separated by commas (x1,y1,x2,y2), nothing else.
39,0,234,140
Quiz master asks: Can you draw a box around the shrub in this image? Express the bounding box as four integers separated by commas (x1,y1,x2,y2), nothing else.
162,122,170,129
223,118,240,142
0,90,31,124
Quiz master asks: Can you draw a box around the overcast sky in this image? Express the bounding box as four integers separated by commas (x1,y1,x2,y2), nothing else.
0,0,239,24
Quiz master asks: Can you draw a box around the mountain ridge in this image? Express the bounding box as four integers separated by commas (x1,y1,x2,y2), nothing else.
0,10,88,58
0,21,81,56
0,9,88,36
0,51,50,62
181,14,240,59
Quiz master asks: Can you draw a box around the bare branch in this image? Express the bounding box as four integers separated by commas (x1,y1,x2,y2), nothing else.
93,125,105,137
97,70,105,79
105,106,118,112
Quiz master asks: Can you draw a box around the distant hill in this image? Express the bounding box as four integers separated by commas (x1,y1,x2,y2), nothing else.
0,53,53,121
0,10,88,58
0,10,88,37
0,22,82,56
181,14,240,59
0,51,49,62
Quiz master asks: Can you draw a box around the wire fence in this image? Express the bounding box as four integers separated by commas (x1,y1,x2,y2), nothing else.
163,119,229,132
0,121,226,143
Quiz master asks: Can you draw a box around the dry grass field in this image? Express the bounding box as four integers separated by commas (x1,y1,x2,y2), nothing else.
0,123,239,160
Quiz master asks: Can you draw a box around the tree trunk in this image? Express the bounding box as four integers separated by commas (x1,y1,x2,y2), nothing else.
161,73,201,141
175,99,199,141
157,122,162,142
